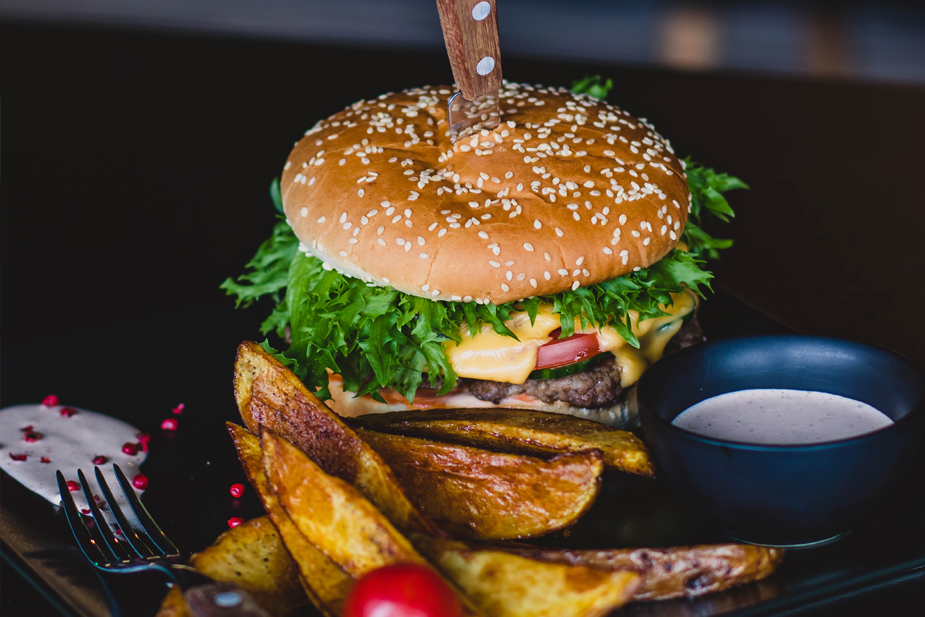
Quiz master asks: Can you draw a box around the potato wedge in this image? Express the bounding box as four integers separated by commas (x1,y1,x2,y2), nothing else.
154,516,308,617
233,340,439,535
351,408,654,476
355,427,603,540
496,544,784,600
412,534,640,617
260,428,487,617
228,422,353,616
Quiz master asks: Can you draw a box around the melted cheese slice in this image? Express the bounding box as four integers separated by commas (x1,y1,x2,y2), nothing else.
443,291,698,386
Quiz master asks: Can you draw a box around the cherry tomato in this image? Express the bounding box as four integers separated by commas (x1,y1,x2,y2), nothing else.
343,563,464,617
534,328,602,370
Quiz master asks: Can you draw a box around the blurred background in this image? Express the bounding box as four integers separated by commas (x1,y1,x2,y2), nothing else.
2,0,924,83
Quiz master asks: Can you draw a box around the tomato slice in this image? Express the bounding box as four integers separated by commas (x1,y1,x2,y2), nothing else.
534,328,602,370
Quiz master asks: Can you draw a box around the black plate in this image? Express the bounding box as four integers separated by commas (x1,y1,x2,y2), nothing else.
2,288,924,617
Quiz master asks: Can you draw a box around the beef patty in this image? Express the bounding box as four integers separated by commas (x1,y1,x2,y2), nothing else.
468,314,704,408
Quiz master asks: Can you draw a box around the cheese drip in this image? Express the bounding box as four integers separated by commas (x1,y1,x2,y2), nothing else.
443,291,698,386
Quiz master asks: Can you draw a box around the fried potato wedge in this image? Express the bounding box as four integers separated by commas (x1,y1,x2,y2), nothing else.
233,340,438,535
155,516,308,617
412,534,640,617
228,422,352,616
497,544,784,600
352,408,654,477
260,428,487,617
355,427,603,540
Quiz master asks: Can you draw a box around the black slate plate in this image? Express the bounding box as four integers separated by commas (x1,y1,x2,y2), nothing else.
1,288,923,617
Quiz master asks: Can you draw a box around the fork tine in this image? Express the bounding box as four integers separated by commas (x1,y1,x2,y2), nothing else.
77,469,129,562
113,464,179,556
56,470,107,566
94,466,157,559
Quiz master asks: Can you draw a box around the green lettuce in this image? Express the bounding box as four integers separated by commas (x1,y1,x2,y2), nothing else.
221,80,745,402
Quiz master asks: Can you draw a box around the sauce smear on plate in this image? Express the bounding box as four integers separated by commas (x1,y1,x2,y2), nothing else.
672,389,893,444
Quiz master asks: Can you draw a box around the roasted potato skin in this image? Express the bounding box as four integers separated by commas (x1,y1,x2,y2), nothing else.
356,427,603,540
260,428,487,617
229,422,352,616
154,516,308,617
351,408,654,477
497,544,784,600
412,534,640,617
233,341,439,536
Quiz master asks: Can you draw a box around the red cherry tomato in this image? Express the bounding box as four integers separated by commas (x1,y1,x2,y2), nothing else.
343,563,464,617
534,328,602,370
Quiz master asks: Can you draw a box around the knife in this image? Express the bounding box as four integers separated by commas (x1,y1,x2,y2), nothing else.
436,0,503,142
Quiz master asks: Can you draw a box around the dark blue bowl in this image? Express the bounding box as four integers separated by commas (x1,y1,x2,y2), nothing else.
637,335,925,547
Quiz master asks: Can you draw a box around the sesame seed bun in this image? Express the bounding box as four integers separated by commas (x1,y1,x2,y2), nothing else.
281,81,690,304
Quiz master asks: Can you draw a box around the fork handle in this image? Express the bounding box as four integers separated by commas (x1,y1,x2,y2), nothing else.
184,582,271,617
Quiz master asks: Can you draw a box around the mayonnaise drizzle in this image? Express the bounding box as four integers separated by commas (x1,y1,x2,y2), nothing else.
0,404,147,517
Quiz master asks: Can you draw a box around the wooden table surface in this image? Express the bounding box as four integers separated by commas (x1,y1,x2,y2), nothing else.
2,20,924,617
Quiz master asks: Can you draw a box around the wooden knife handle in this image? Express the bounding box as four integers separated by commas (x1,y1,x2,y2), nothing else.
436,0,502,100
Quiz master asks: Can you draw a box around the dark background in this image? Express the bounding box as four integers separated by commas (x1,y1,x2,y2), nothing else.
2,19,925,617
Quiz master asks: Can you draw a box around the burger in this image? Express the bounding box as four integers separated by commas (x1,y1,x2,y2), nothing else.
223,79,744,427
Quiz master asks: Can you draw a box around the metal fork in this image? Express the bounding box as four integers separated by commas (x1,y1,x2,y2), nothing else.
57,464,269,617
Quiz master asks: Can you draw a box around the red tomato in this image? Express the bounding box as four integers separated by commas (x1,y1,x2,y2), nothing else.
343,563,464,617
534,328,602,370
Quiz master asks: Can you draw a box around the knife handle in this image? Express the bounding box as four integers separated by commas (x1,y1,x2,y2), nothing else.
436,0,503,100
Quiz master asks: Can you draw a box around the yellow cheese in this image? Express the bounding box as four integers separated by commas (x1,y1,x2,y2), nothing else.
444,307,561,384
443,291,698,386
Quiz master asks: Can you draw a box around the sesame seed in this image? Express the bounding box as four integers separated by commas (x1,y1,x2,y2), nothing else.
489,260,501,267
530,279,538,288
571,281,580,290
506,271,513,281
576,256,585,265
524,243,534,252
555,227,564,237
378,238,386,246
603,247,613,254
339,212,347,223
501,283,510,292
544,271,551,280
558,269,568,276
339,251,348,257
420,253,429,259
479,231,489,239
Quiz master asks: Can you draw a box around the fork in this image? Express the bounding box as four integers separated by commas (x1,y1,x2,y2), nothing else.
56,464,269,617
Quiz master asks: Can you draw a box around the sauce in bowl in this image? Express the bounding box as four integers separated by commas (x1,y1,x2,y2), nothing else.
672,389,894,445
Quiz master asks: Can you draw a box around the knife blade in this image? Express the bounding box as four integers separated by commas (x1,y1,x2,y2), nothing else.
436,0,503,142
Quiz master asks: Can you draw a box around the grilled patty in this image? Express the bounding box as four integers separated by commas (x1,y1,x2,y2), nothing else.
468,314,704,408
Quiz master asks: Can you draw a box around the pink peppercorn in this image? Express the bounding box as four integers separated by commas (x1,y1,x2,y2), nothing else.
230,483,245,498
122,442,139,456
227,517,244,529
42,395,59,407
161,418,178,431
132,474,149,490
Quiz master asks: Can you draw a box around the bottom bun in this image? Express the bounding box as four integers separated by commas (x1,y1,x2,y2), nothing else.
327,373,639,428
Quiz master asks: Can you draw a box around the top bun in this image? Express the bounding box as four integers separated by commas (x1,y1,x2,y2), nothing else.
281,82,690,305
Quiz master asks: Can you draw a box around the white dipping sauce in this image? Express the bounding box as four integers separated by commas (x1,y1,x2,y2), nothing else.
672,389,894,445
0,404,147,516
